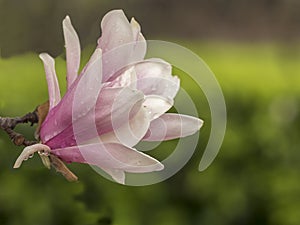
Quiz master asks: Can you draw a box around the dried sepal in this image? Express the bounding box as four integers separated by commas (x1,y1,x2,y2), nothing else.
34,101,50,140
39,154,51,169
49,154,78,182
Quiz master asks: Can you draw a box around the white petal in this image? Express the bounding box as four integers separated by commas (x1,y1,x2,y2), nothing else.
130,17,147,57
143,95,173,120
143,113,203,141
135,58,172,79
99,106,150,147
109,66,137,89
98,10,134,52
135,59,180,99
130,17,141,41
101,167,125,184
97,10,146,82
95,87,144,136
63,16,81,89
39,53,61,109
13,144,51,168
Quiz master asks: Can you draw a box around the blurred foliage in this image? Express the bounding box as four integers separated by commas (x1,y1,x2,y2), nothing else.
1,41,300,225
1,0,300,57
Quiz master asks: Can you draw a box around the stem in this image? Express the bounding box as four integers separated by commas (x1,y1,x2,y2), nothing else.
0,111,38,146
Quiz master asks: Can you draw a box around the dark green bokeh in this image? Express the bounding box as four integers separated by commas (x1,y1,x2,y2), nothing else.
1,1,300,225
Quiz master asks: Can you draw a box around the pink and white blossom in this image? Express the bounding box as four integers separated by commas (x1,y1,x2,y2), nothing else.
14,10,203,184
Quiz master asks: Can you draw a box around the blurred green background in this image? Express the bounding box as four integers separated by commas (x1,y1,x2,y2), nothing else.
1,0,300,225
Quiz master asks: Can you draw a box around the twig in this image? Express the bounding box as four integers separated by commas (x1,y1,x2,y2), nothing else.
0,111,38,146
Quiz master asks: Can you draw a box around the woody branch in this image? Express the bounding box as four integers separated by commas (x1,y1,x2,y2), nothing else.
0,111,38,146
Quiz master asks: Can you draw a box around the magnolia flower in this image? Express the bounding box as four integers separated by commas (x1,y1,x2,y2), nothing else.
14,10,203,184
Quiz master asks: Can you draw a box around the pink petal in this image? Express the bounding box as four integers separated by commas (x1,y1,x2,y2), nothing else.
39,53,61,110
63,16,81,89
135,59,180,99
71,48,103,149
44,87,144,149
51,143,164,173
97,10,146,82
72,48,103,121
40,49,103,144
143,113,203,141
